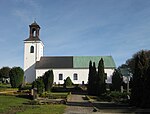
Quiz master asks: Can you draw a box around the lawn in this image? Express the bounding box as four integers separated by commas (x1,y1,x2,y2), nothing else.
18,105,65,114
0,95,65,114
0,95,29,113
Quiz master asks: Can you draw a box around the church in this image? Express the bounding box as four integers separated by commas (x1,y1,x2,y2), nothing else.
24,22,116,84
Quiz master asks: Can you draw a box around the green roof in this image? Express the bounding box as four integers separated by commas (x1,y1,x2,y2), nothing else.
73,56,116,68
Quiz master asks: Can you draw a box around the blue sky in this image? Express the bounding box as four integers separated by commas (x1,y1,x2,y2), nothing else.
0,0,150,68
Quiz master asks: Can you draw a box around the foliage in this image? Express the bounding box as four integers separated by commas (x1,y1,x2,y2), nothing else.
0,83,11,89
109,91,129,103
88,59,106,96
32,77,44,94
40,92,68,99
43,70,54,92
32,81,37,89
64,77,73,87
87,61,97,95
127,50,150,107
32,70,54,94
20,84,32,90
87,61,93,95
97,59,106,95
0,67,10,78
9,67,24,88
142,64,150,107
92,62,97,95
112,69,123,91
126,50,150,74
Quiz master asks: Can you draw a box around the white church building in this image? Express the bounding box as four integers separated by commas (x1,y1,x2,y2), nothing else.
24,22,116,84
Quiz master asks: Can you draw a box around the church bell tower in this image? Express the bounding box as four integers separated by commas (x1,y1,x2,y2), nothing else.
24,21,44,83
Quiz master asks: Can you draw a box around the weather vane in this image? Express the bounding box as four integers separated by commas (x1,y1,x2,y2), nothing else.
34,18,36,23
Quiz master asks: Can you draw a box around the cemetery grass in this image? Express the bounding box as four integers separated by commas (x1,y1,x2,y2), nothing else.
0,95,65,114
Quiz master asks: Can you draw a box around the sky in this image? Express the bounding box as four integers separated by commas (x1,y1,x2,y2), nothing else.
0,0,150,68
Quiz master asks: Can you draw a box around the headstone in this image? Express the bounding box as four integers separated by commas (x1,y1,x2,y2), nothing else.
31,88,37,100
121,86,123,93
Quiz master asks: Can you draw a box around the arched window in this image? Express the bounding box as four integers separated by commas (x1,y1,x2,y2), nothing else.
30,46,34,53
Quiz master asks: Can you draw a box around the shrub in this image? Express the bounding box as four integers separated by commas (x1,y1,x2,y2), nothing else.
109,91,129,102
64,77,73,87
20,84,32,90
43,70,54,92
32,77,44,94
40,92,68,99
9,67,24,88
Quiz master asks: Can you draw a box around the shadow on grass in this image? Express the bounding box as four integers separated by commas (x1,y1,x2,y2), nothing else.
92,102,150,113
66,101,92,107
52,86,87,95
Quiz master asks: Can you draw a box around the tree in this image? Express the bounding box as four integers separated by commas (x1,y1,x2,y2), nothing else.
35,77,44,94
142,63,150,107
92,62,97,95
112,69,123,91
43,70,54,92
130,50,149,107
64,77,73,87
87,61,93,94
9,67,24,88
0,67,10,78
88,61,97,95
126,50,150,74
97,58,106,95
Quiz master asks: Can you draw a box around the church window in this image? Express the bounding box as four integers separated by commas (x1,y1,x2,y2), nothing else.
59,74,63,80
30,46,34,53
73,73,78,80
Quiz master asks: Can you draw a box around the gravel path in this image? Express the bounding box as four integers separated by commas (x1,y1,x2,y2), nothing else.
64,94,150,114
64,94,94,114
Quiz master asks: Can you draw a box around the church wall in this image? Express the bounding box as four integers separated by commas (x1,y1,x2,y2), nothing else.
24,42,36,83
36,41,44,61
24,42,36,70
36,68,115,84
24,41,44,83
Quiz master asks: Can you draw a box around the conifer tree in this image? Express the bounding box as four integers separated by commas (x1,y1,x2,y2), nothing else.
92,62,97,95
88,61,93,95
112,69,123,91
43,70,54,92
36,77,44,94
97,58,106,95
49,70,54,90
64,77,73,87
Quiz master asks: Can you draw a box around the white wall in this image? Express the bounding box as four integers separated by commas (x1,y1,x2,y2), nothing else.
24,41,44,83
36,68,115,84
